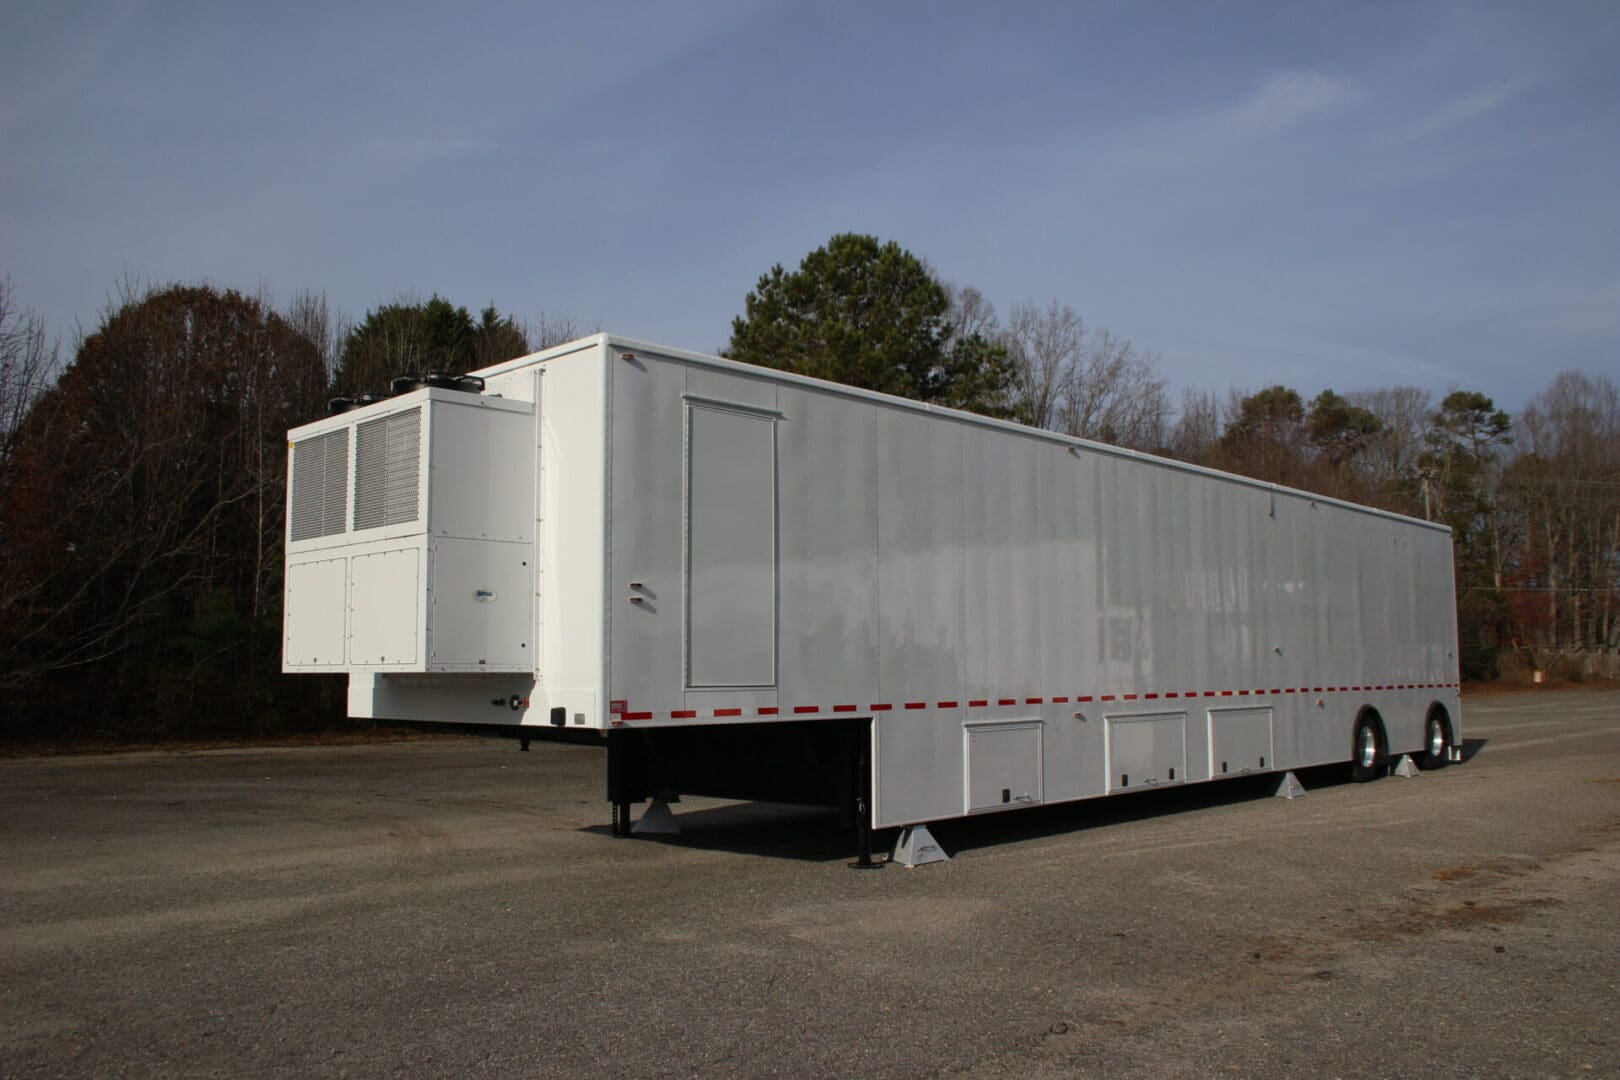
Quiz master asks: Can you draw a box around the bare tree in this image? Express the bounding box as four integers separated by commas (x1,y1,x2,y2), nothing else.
1505,371,1620,651
1057,327,1169,450
1003,300,1083,431
942,282,999,343
1347,386,1431,512
1001,300,1169,449
1165,387,1223,464
527,310,597,352
284,289,348,384
0,278,61,473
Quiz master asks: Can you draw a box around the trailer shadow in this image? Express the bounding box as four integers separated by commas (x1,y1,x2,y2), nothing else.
578,745,1490,864
926,773,1307,858
580,802,857,863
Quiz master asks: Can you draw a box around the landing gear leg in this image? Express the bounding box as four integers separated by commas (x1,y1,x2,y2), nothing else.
850,726,882,870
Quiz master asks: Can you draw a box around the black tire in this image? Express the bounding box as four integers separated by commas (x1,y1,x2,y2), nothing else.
1419,708,1452,770
1350,712,1385,783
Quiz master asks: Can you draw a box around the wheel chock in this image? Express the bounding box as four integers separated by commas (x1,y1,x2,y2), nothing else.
1393,754,1421,777
1273,771,1307,799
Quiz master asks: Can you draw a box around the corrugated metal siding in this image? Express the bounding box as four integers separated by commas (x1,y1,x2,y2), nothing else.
289,430,348,541
353,408,420,530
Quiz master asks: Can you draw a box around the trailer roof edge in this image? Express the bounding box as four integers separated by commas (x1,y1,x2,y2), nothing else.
471,334,1453,536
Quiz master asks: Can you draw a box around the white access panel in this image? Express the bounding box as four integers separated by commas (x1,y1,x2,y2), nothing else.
284,557,347,667
350,548,420,665
428,537,530,668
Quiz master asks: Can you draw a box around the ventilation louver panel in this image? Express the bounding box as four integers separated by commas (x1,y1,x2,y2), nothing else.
289,430,349,541
354,408,421,530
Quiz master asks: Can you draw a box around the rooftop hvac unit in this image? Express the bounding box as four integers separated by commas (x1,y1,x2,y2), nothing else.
283,387,534,673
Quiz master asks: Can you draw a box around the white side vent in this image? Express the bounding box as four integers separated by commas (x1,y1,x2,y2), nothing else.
289,430,349,541
354,408,421,530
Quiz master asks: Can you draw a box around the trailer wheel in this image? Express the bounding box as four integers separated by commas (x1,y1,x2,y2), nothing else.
1418,707,1452,771
1350,711,1385,783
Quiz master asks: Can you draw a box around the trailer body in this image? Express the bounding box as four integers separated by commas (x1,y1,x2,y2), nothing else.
284,335,1462,831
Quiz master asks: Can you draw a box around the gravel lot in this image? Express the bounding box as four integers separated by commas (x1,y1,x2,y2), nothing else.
3,689,1617,1079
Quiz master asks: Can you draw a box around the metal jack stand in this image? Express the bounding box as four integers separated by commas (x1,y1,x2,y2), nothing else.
850,737,884,870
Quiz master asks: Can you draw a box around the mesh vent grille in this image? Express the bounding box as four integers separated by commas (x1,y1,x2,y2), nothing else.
289,431,349,541
354,408,421,530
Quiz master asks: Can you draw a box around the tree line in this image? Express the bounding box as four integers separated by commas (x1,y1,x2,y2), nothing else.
1,236,1614,740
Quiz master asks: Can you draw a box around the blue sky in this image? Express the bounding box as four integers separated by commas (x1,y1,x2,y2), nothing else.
3,1,1616,408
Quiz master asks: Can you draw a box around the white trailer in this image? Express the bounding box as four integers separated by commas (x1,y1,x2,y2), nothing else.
283,334,1463,856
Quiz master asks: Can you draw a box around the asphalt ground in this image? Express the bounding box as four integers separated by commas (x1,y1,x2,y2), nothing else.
2,689,1617,1079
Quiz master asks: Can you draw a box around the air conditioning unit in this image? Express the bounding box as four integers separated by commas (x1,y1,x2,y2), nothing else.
282,388,534,673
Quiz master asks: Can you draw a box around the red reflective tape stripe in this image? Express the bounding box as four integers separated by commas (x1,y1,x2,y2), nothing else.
904,702,927,710
1026,697,1043,704
995,698,1014,705
937,701,958,709
757,707,779,716
1165,692,1179,699
833,704,857,713
713,708,742,717
1101,695,1116,702
793,705,819,714
623,711,653,721
1123,694,1138,701
1077,695,1093,703
1269,689,1280,695
671,710,697,719
969,699,989,707
870,703,893,711
1144,693,1158,700
1220,691,1234,697
1051,696,1069,703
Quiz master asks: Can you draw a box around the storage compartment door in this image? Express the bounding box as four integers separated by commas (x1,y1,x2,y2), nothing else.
964,721,1044,813
684,403,777,688
1208,707,1274,777
1106,712,1187,792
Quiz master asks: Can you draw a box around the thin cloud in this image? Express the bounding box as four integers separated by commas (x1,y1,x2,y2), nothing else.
1097,69,1358,171
1397,84,1519,143
1206,70,1358,143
